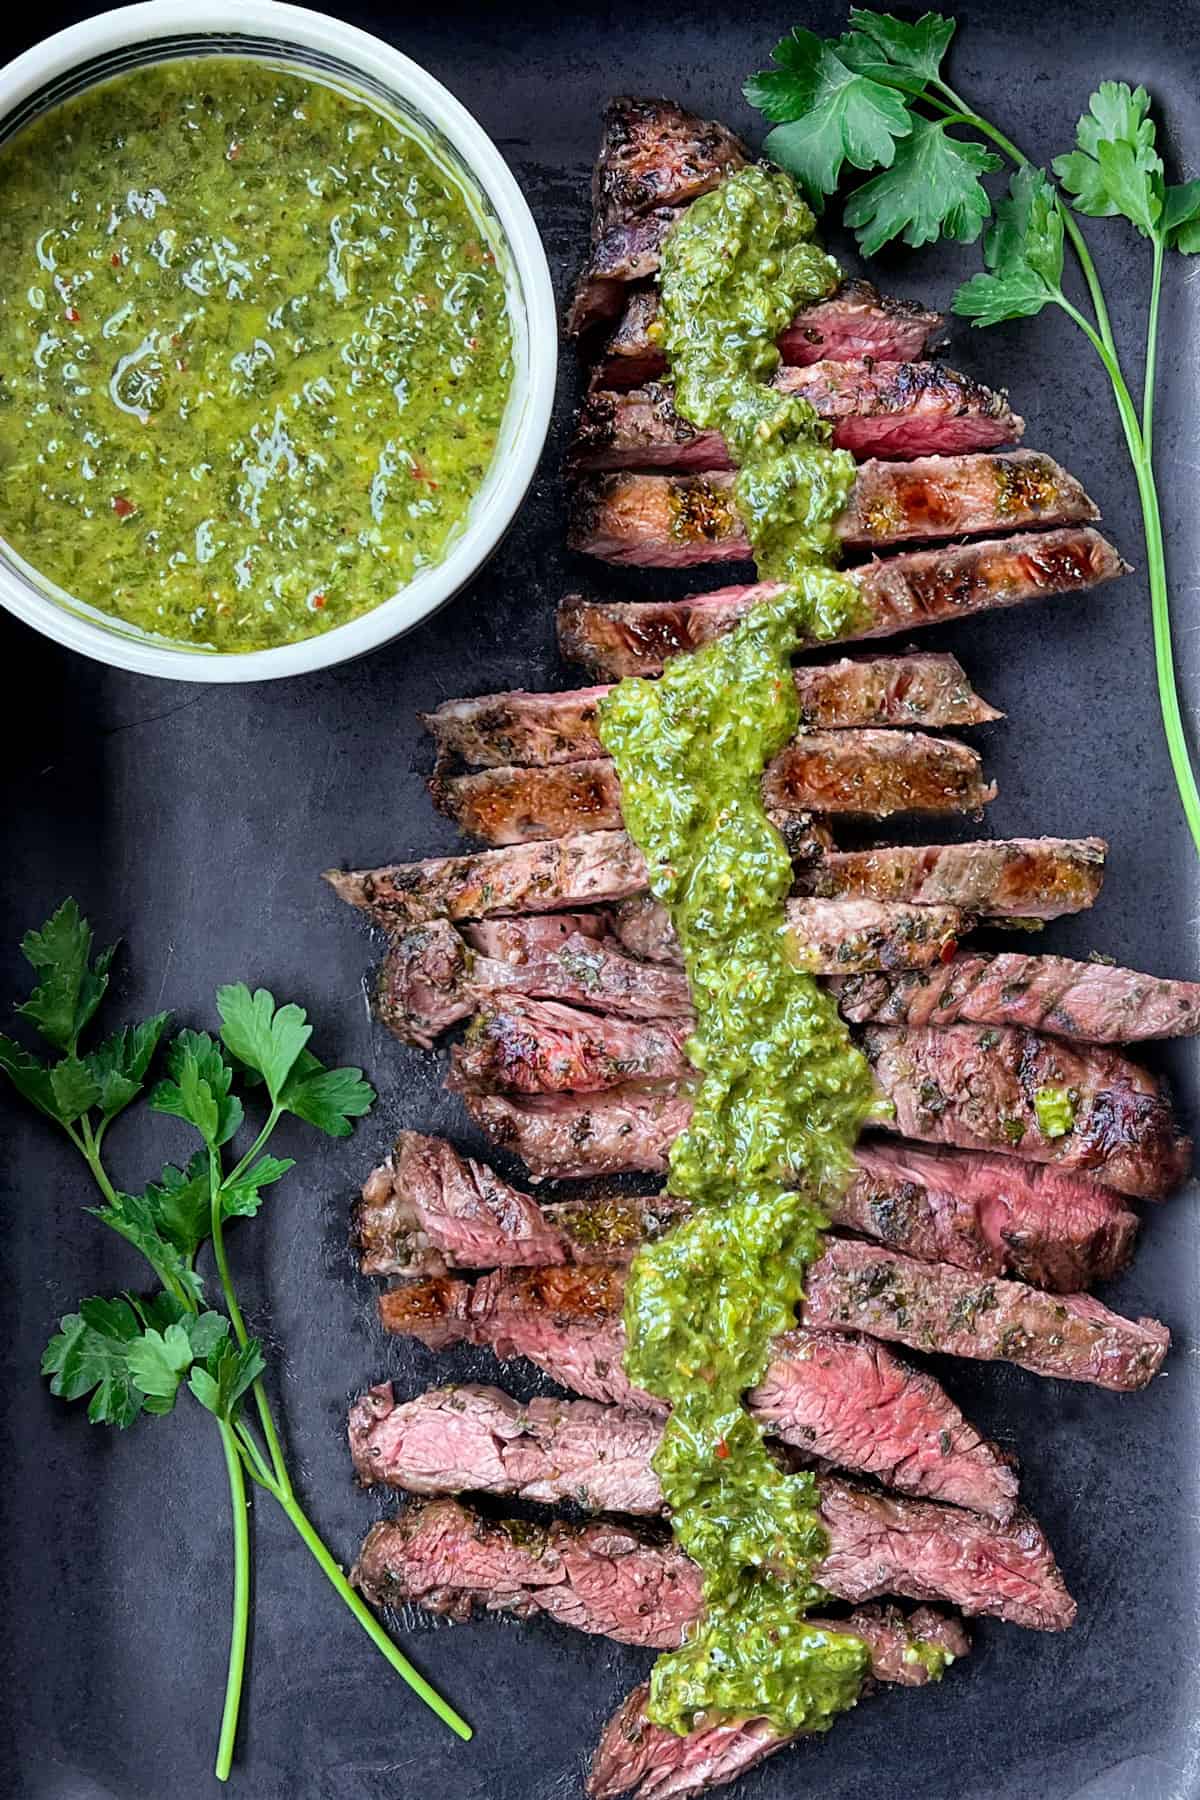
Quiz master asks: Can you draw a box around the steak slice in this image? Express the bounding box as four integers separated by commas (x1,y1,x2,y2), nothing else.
377,917,693,1046
348,1386,1074,1629
834,950,1200,1042
571,365,1023,471
376,1269,1018,1518
805,1237,1168,1391
802,837,1107,919
843,1142,1138,1292
351,1498,969,1688
449,995,695,1095
591,1624,965,1800
356,1132,1137,1293
463,1084,692,1178
568,454,1098,566
421,654,999,767
590,97,747,239
596,276,943,387
432,734,994,843
567,209,683,336
558,528,1128,677
865,1021,1191,1199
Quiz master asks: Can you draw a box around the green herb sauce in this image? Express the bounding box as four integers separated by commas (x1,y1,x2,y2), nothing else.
0,59,512,650
598,165,888,1737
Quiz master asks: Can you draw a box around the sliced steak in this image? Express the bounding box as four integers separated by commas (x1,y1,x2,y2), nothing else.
462,1085,691,1178
590,97,747,239
834,951,1200,1042
802,837,1107,919
567,208,683,336
348,1387,1074,1629
568,454,1098,566
350,1383,666,1513
843,1142,1138,1292
422,654,999,768
449,995,694,1095
351,1498,969,1690
377,1270,1019,1519
433,734,993,844
596,276,943,387
377,917,692,1046
571,365,1023,472
357,1132,1136,1293
324,829,651,932
558,528,1128,678
865,1021,1191,1199
806,1237,1168,1391
356,1134,686,1278
591,1620,965,1800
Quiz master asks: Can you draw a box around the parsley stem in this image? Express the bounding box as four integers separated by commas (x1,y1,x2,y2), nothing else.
1143,232,1165,458
273,1487,473,1743
208,1144,292,1495
214,1420,251,1784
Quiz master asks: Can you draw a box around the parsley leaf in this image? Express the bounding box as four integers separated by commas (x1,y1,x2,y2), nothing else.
125,1321,197,1413
744,28,912,197
143,1154,216,1256
844,116,999,253
1164,178,1200,252
1053,83,1163,236
954,165,1065,326
90,1188,207,1305
42,1296,145,1428
15,899,116,1053
189,1337,266,1422
150,1029,243,1147
48,1056,102,1125
216,984,311,1103
85,1013,172,1123
839,8,956,94
220,1153,294,1219
0,1036,61,1122
278,1049,375,1138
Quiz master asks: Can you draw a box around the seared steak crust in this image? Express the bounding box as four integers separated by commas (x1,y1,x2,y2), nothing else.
834,950,1200,1042
568,454,1098,565
422,655,999,768
463,1084,693,1179
590,97,747,239
806,1237,1169,1391
449,995,694,1095
348,1386,1074,1629
573,364,1022,472
558,528,1128,677
596,275,943,387
866,1021,1191,1199
567,208,683,336
804,837,1107,919
433,734,993,844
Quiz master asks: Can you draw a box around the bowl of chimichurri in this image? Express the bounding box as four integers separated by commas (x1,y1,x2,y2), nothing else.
0,1,556,680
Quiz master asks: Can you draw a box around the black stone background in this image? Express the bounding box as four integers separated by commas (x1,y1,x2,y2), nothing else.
0,4,1197,1797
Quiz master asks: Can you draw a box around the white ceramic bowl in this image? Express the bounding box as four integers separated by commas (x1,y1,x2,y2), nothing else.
0,1,557,681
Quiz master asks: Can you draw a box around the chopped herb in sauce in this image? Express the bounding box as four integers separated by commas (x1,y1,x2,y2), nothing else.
598,164,887,1738
1035,1084,1078,1138
0,59,512,650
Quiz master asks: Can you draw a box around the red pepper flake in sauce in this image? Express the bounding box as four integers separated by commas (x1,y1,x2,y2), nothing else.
715,1438,730,1460
310,591,327,610
64,308,80,323
112,496,136,518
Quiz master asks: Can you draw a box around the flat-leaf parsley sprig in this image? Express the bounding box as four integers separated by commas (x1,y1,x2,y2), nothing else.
746,11,1200,858
0,899,470,1781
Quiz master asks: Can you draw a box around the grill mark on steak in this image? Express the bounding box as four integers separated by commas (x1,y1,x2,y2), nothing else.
571,364,1024,472
568,454,1099,566
450,995,695,1095
833,950,1200,1042
355,1132,1137,1293
596,275,943,387
375,1273,1018,1517
590,97,747,240
422,654,1000,768
804,1237,1168,1391
432,734,994,845
557,528,1128,677
376,917,693,1046
350,1497,969,1694
347,1385,1074,1629
865,1021,1191,1199
802,837,1107,919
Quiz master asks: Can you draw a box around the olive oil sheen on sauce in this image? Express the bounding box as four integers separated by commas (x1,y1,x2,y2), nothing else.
600,166,953,1736
0,59,512,650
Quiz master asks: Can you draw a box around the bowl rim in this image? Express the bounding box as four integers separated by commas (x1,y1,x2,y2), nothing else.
0,0,558,683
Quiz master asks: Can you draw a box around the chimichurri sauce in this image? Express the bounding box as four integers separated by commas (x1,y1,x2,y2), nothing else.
599,165,903,1737
0,59,512,650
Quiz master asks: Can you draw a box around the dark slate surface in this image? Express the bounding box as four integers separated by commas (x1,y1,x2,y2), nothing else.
0,4,1197,1798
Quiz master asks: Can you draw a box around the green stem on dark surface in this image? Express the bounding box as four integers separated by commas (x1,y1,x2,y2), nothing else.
214,1421,252,1784
208,1144,292,1494
1143,232,1165,459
